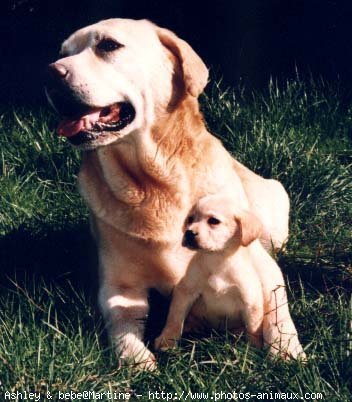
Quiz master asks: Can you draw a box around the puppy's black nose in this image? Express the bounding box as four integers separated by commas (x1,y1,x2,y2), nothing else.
185,230,197,240
183,230,199,249
48,63,69,79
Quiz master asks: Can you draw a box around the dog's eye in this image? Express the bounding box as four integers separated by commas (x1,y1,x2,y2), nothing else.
208,217,220,225
97,38,123,52
187,216,194,224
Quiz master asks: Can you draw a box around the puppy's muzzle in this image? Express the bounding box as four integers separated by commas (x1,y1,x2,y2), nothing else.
182,230,199,249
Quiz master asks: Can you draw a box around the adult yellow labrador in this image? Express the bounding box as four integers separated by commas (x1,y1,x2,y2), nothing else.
47,19,293,369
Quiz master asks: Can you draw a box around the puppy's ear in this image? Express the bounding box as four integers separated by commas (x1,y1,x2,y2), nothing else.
235,211,263,247
155,27,209,98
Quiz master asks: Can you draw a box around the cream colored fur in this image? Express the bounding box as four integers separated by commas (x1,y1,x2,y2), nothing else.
155,195,305,360
52,19,291,369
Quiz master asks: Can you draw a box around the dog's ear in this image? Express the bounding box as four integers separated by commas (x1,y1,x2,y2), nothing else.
155,27,209,98
234,210,263,247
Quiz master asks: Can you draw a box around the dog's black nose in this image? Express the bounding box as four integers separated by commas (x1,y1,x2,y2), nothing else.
45,62,91,118
48,62,69,79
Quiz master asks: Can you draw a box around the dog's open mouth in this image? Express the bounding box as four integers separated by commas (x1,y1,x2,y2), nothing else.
57,102,135,145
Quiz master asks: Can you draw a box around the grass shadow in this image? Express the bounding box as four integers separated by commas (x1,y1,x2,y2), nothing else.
279,252,352,295
0,223,99,294
0,223,171,342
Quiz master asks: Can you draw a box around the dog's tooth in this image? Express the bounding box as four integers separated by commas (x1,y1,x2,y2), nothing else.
82,116,92,130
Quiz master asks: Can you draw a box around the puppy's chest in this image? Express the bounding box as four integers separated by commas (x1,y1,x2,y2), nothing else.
200,271,244,315
207,274,235,295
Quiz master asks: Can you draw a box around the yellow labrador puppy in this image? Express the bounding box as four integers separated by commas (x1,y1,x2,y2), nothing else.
46,19,290,369
155,195,305,360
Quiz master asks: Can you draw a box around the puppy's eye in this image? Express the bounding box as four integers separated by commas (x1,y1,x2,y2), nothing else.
208,217,220,225
97,38,123,52
187,216,194,224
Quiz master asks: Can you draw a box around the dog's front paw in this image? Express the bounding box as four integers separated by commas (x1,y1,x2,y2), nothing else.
119,348,157,371
117,335,157,371
154,333,178,351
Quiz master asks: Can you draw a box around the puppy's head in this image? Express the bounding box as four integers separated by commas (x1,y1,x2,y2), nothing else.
183,195,262,252
46,18,208,150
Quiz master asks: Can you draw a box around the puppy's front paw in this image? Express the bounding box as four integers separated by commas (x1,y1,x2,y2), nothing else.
266,333,306,361
264,320,306,362
280,342,307,362
154,333,178,351
269,345,307,362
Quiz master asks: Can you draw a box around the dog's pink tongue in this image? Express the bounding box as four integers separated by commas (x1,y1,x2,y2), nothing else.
57,109,102,137
57,119,85,137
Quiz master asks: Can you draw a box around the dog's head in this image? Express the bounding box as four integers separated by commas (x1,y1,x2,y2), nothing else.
183,195,263,252
46,18,208,150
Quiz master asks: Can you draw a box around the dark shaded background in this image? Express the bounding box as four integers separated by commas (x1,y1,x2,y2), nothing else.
1,0,352,105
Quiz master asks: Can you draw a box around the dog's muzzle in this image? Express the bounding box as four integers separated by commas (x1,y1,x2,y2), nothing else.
45,62,93,118
45,62,136,147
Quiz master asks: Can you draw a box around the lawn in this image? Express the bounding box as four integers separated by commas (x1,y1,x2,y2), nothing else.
0,79,351,401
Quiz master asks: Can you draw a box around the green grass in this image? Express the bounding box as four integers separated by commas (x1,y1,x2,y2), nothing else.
0,79,351,401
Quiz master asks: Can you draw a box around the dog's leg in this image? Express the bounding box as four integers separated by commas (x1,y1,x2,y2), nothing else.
263,284,306,360
154,285,199,350
99,284,156,370
232,160,290,251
